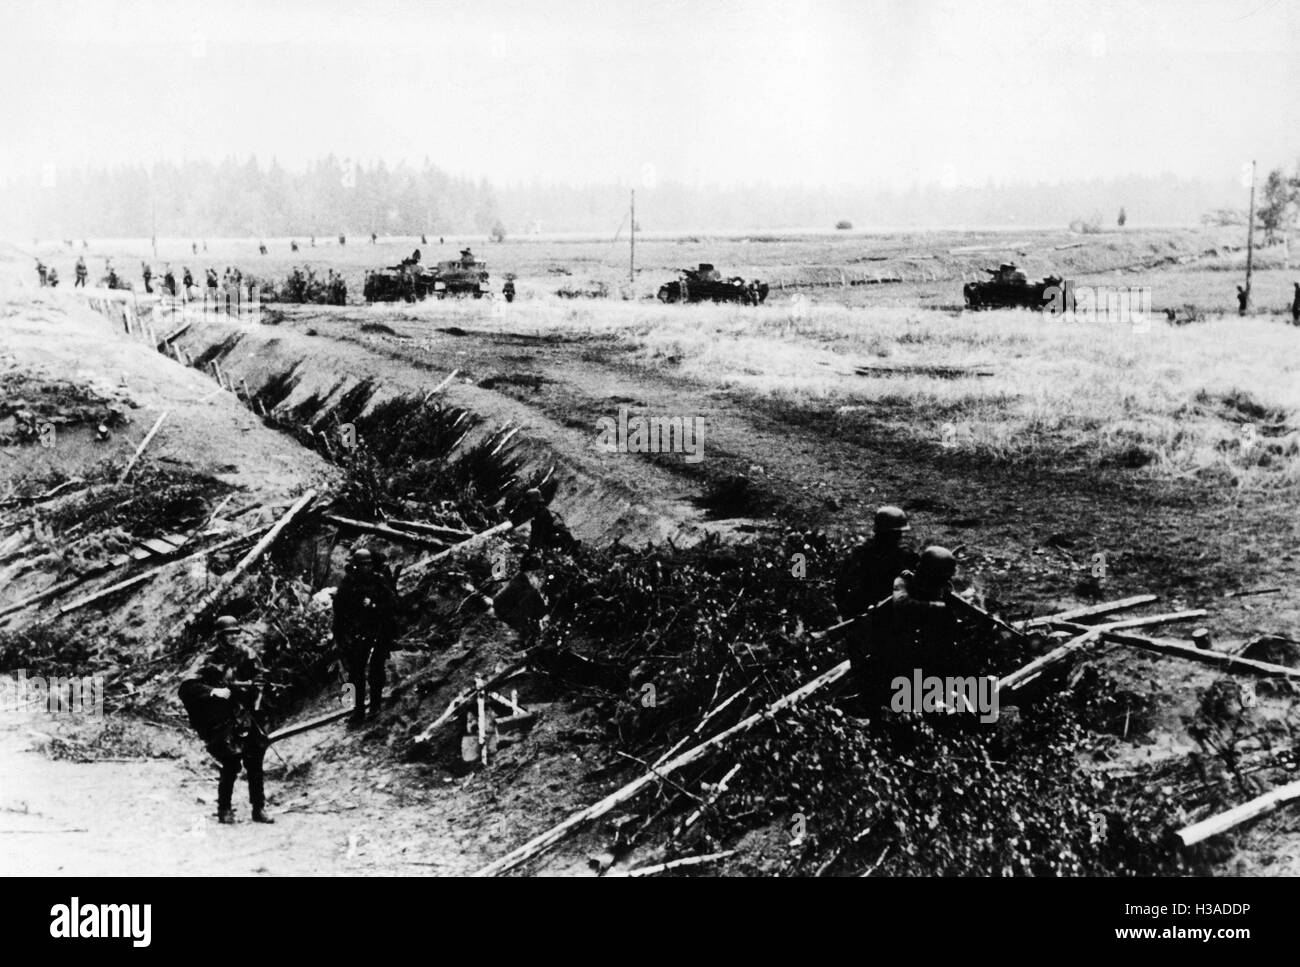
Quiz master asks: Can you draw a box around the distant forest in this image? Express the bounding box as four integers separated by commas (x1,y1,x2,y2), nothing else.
2,156,1247,239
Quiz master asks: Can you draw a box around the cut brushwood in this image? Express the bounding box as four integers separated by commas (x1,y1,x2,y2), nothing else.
399,520,516,585
474,658,851,876
1177,779,1300,846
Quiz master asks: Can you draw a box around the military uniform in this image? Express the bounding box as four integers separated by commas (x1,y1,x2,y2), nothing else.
834,536,917,619
333,556,398,721
178,633,271,823
74,257,87,287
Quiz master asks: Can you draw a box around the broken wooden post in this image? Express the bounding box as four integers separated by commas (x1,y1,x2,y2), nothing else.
117,411,169,483
169,489,317,650
1177,778,1300,847
474,658,851,876
414,661,528,744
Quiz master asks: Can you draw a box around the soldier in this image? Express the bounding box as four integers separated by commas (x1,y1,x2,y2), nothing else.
502,278,516,303
258,242,268,255
74,256,87,287
178,616,274,824
844,545,962,712
834,506,918,619
1237,285,1248,315
206,267,218,294
370,232,377,244
421,234,428,245
182,267,194,296
141,261,153,294
339,234,346,246
105,266,119,289
332,549,398,725
1291,282,1299,325
290,240,299,252
36,260,47,286
514,488,577,570
47,267,59,287
163,266,176,297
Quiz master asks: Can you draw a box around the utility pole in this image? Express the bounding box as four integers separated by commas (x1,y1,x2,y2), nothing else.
629,189,635,287
1244,159,1256,313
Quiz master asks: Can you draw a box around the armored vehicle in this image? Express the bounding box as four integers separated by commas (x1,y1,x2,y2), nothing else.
657,264,769,305
432,247,490,299
962,263,1064,311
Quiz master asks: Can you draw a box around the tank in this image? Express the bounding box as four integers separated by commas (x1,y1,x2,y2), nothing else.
363,264,438,303
432,247,490,299
963,263,1064,311
657,263,769,305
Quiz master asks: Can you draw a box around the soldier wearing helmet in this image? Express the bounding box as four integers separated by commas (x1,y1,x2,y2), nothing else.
513,487,577,571
844,545,963,713
834,506,918,619
333,547,398,725
178,615,274,824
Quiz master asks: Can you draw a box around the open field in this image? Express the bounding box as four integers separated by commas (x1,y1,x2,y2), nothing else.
4,224,1300,877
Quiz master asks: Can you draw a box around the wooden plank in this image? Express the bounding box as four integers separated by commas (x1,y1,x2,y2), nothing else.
1177,779,1300,846
1020,594,1158,630
998,629,1103,692
141,538,177,556
474,658,852,877
159,533,189,548
129,547,152,561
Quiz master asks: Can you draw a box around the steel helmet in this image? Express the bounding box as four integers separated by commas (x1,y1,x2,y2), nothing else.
873,506,911,534
214,615,240,635
351,548,372,563
915,546,957,587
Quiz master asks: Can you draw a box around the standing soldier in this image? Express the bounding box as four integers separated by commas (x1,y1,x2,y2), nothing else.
141,261,153,294
74,256,88,287
332,549,398,725
502,278,516,303
1237,285,1248,315
1291,282,1299,326
36,260,47,286
290,240,299,252
163,265,176,297
182,267,195,300
178,616,275,824
370,232,377,244
834,506,918,619
47,267,59,287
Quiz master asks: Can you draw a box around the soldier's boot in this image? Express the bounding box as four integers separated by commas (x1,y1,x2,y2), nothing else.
217,807,236,824
251,807,275,824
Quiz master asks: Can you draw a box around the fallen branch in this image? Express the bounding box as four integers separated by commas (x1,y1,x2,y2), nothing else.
1224,587,1282,599
475,658,851,876
399,519,516,585
1177,779,1300,847
117,411,169,483
267,706,354,744
1097,609,1206,631
1054,620,1300,682
384,519,475,542
323,514,450,549
1020,594,1158,630
610,850,736,878
674,763,742,838
169,489,317,649
998,629,1103,693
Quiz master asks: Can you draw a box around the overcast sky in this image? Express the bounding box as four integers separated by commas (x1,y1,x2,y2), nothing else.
1,0,1296,189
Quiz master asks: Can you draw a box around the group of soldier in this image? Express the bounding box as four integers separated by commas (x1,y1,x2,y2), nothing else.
177,487,961,825
284,266,348,305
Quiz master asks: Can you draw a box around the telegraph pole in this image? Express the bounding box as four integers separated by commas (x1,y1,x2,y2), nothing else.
629,189,636,287
1244,159,1256,313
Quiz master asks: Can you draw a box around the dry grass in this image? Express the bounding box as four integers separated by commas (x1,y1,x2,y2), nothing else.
447,297,1300,488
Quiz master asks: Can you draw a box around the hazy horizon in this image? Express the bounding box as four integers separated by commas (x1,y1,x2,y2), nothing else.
2,0,1297,195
